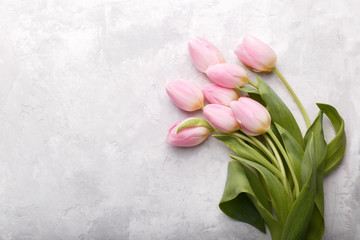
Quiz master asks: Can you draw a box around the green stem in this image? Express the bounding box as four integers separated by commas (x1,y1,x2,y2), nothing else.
234,132,293,201
264,134,293,202
233,137,282,179
218,131,286,191
233,132,279,169
263,135,285,177
272,67,311,128
268,129,300,197
227,133,281,178
249,136,280,169
264,139,273,155
248,79,258,88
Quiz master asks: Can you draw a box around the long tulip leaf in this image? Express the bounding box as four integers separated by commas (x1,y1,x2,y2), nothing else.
236,86,260,94
219,161,266,232
305,205,325,240
230,155,291,225
281,135,316,240
241,164,283,240
316,103,346,175
303,112,327,239
257,77,303,147
213,135,281,177
275,123,304,186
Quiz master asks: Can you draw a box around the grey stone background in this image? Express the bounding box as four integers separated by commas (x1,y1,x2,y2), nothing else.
0,0,359,239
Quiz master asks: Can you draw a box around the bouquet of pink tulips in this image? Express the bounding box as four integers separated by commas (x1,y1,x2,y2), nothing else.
166,36,346,240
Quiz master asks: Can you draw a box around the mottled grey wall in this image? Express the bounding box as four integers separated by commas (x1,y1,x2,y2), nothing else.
0,0,359,239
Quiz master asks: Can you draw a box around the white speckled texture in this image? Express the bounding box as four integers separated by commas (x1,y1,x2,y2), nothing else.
0,0,359,239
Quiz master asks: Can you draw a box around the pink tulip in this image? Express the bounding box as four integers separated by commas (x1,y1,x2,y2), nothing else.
234,35,277,72
166,118,211,147
202,83,239,107
203,104,240,133
188,37,225,73
166,80,204,111
230,97,271,136
205,63,248,88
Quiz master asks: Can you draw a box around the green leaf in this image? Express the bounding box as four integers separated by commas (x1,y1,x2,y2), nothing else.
304,112,327,212
177,118,214,133
303,111,328,240
236,86,260,94
241,164,283,240
275,123,304,186
257,77,303,147
305,206,324,240
213,135,281,178
248,92,266,106
302,104,345,239
316,103,346,175
230,155,292,225
271,122,283,145
219,161,266,232
219,161,284,239
281,136,316,240
301,135,316,185
242,164,271,212
304,112,327,168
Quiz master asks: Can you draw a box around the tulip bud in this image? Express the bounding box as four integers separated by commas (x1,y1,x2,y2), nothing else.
234,35,277,72
203,104,240,133
166,118,211,147
230,97,271,136
202,83,239,107
166,80,204,111
188,37,225,73
205,63,248,88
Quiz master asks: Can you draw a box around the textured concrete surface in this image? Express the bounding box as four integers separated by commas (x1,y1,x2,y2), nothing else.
0,0,359,239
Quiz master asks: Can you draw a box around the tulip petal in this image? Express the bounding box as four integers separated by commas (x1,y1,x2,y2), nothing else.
203,104,240,132
234,35,277,72
189,37,224,72
166,118,211,147
230,98,271,136
166,80,204,111
202,83,239,107
206,63,248,88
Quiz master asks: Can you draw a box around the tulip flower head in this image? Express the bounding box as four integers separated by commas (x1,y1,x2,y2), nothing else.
166,80,204,111
206,63,248,88
203,104,240,133
188,37,225,73
230,97,271,136
202,83,239,107
166,118,211,147
234,35,277,72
